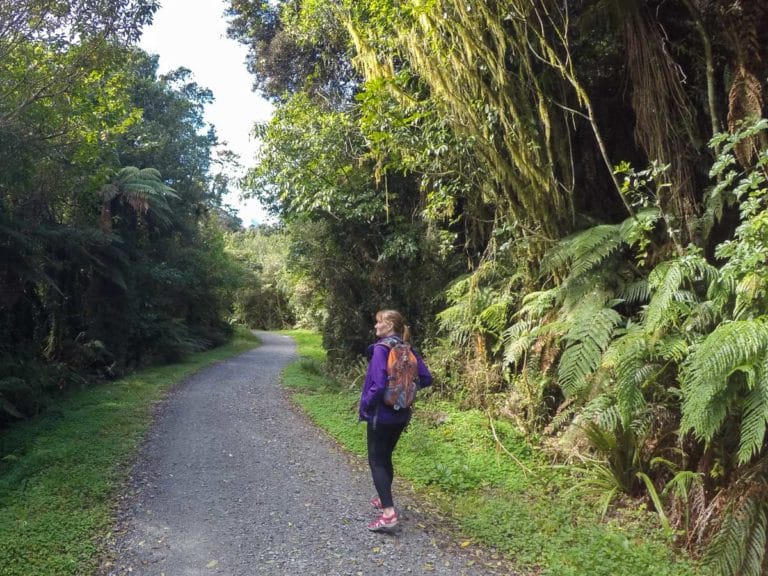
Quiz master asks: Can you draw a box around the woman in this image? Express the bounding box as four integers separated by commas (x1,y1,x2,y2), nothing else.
359,309,432,531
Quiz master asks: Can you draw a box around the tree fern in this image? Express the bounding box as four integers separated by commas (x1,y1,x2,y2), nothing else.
542,223,623,279
645,252,718,334
502,319,535,367
558,303,623,397
681,319,768,448
602,327,650,427
739,364,768,464
619,279,650,305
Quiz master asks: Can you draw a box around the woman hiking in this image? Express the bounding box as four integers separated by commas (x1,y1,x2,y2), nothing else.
359,309,432,531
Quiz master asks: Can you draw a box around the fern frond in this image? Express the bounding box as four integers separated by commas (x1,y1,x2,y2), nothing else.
646,254,720,334
681,319,768,442
501,320,535,367
620,279,650,304
645,260,685,333
656,335,689,363
558,306,623,398
480,299,512,336
549,398,578,431
683,300,722,333
735,273,763,320
542,224,623,278
581,394,616,420
595,404,622,432
443,274,472,302
602,328,650,427
518,288,559,320
738,370,768,464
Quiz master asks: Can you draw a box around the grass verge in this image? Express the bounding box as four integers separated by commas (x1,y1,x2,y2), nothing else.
0,327,259,576
281,330,708,576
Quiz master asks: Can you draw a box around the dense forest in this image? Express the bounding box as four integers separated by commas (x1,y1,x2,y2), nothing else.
0,1,246,420
224,1,768,575
3,1,768,574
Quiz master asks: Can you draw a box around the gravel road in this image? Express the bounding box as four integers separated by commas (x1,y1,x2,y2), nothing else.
101,332,512,576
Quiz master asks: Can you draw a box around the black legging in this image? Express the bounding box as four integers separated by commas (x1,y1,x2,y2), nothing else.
367,421,407,508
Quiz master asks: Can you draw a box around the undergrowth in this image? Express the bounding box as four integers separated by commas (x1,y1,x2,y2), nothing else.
0,327,259,576
280,329,707,576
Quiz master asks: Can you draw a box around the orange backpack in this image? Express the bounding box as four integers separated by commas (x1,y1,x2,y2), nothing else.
379,337,419,410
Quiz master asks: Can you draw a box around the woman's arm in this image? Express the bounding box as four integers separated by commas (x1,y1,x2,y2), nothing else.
360,345,390,414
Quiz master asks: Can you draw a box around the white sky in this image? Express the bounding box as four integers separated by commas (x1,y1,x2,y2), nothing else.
139,0,273,225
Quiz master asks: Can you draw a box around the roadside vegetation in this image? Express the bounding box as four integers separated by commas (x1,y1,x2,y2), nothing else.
4,2,768,575
282,330,705,576
0,329,258,576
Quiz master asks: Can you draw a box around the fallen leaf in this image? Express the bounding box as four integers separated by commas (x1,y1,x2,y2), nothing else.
371,546,381,553
460,540,472,548
206,560,218,568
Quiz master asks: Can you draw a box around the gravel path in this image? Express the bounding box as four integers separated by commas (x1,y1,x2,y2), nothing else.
101,332,511,576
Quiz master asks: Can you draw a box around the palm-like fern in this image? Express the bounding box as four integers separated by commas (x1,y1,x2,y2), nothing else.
99,166,179,231
542,223,624,279
558,298,623,398
644,252,719,335
681,319,768,464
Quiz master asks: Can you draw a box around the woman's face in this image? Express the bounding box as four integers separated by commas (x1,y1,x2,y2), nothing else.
375,316,394,338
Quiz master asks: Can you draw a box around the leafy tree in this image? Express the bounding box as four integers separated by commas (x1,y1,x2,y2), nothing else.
0,6,241,424
226,225,295,329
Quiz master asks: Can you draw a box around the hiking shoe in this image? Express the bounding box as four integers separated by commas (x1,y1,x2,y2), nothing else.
370,496,383,509
367,511,398,532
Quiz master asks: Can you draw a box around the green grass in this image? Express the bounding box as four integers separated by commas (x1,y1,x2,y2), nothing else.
0,327,259,576
280,330,709,576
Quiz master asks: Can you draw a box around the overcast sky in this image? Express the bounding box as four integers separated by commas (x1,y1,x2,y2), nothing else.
139,0,273,225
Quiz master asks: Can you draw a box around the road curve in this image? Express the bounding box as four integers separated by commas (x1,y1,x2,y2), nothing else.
101,331,508,575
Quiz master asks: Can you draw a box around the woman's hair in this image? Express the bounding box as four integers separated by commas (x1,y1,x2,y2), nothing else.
377,309,411,342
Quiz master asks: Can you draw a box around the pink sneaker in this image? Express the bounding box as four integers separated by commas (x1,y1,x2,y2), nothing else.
367,511,398,532
370,496,383,509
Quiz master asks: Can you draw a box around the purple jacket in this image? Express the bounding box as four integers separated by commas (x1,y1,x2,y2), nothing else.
359,337,432,427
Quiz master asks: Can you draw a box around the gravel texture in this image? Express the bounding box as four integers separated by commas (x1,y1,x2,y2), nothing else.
101,331,513,576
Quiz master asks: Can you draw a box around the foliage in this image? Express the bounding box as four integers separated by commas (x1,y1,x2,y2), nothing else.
282,330,704,576
226,225,296,329
0,12,243,425
226,0,768,572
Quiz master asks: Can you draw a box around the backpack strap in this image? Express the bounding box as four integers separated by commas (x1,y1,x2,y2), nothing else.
378,336,402,349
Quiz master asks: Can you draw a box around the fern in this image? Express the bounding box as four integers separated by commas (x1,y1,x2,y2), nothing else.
518,288,559,320
645,260,685,333
705,488,768,576
619,279,650,304
683,299,723,334
656,334,689,363
739,366,768,464
501,320,534,367
479,297,513,339
681,319,768,447
735,273,763,320
645,252,719,334
603,327,649,427
558,303,623,397
542,223,623,279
